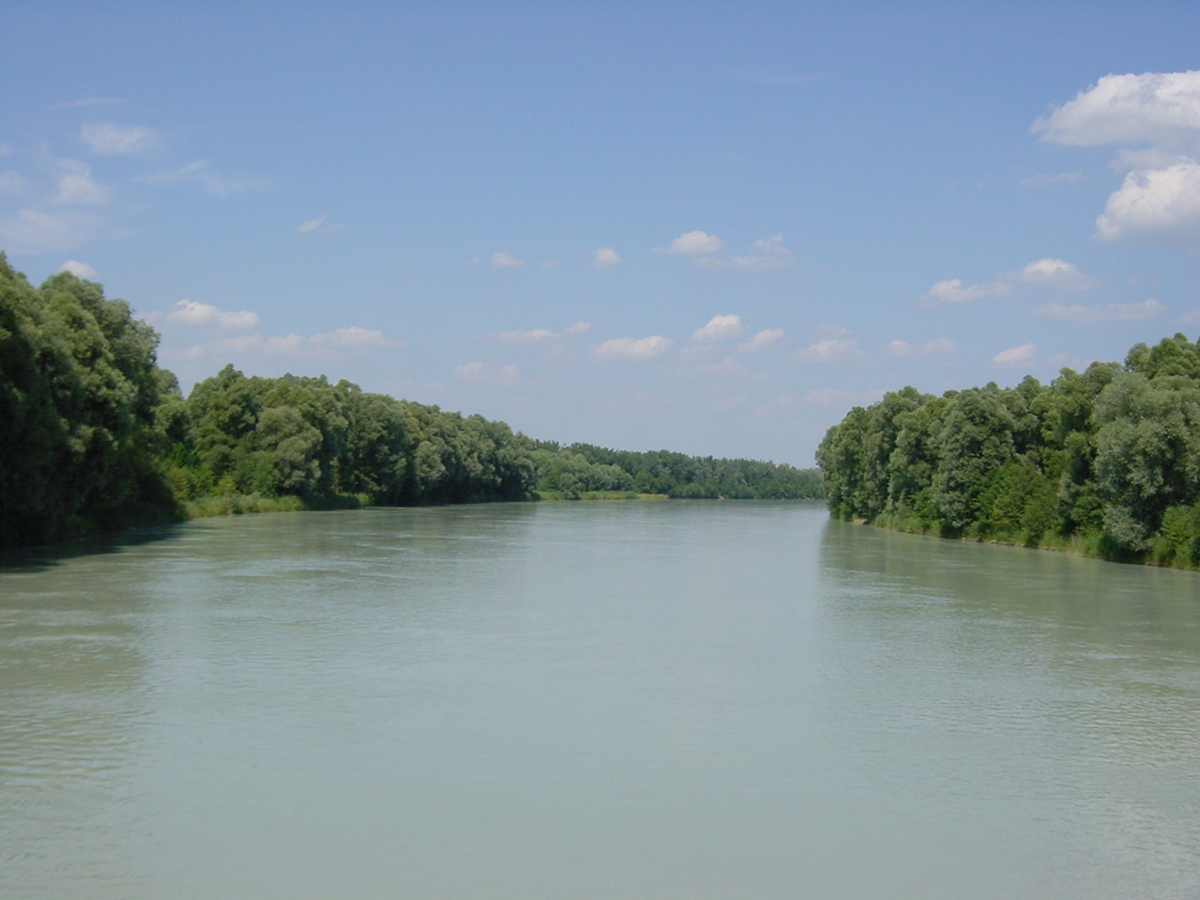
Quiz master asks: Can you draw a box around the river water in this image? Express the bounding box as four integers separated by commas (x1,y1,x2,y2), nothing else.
1,501,1198,899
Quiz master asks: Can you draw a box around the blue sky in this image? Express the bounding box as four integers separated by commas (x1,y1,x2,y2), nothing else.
3,2,1200,465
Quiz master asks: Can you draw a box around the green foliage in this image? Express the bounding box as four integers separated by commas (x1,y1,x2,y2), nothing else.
537,443,822,500
0,254,178,546
817,334,1200,568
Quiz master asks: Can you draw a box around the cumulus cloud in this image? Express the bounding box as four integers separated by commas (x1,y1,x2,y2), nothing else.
794,337,863,363
1036,72,1200,247
495,321,591,343
1094,161,1200,244
737,329,784,352
167,299,260,330
691,314,743,342
654,230,723,255
922,278,1012,304
592,247,621,268
1034,299,1166,323
593,335,674,359
993,343,1036,365
456,362,520,384
1032,71,1200,148
81,122,160,155
296,216,325,233
885,337,955,357
490,251,524,268
1014,258,1098,290
59,259,97,279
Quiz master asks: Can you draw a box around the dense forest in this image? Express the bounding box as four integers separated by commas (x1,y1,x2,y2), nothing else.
817,334,1200,568
0,254,819,549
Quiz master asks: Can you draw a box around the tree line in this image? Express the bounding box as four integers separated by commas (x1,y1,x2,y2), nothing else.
816,334,1200,568
0,254,820,549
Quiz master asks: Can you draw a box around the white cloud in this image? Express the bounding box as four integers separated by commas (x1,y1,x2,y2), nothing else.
136,160,264,196
456,362,520,384
1033,71,1200,148
51,159,110,205
794,337,863,363
497,328,556,343
1015,258,1098,290
541,259,560,269
737,329,784,352
59,259,97,279
490,251,524,268
654,230,723,255
167,299,260,330
81,122,159,155
993,343,1036,365
1021,171,1084,187
1034,299,1166,323
593,335,674,359
177,326,399,361
1178,308,1200,326
1094,161,1200,244
885,337,954,357
0,207,108,255
691,314,743,342
695,234,792,271
592,247,621,268
922,278,1012,304
296,216,325,233
310,326,397,350
495,321,591,343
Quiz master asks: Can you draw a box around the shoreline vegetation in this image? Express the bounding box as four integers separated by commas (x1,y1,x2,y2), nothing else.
0,253,821,550
817,333,1200,571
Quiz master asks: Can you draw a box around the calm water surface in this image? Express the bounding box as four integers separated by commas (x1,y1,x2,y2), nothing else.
1,502,1198,899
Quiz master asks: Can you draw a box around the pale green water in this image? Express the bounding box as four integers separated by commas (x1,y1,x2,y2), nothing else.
1,501,1197,899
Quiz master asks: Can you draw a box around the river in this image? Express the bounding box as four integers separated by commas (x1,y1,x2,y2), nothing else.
1,501,1198,898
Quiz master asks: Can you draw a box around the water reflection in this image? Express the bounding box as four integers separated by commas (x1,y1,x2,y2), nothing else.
0,504,1197,899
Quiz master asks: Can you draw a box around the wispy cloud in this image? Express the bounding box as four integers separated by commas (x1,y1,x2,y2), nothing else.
694,234,792,271
922,278,1012,304
489,251,524,268
1034,299,1165,323
794,337,863,363
737,329,784,352
0,207,110,255
691,314,743,342
593,335,674,359
993,343,1036,365
176,326,400,361
166,299,260,330
81,122,160,156
495,321,591,343
137,160,266,196
885,337,954,357
456,362,520,384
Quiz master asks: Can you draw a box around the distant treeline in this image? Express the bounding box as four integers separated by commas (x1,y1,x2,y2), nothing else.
0,254,819,549
817,334,1200,568
529,441,822,499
